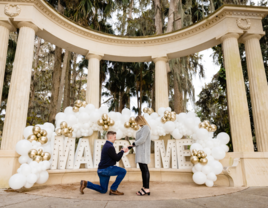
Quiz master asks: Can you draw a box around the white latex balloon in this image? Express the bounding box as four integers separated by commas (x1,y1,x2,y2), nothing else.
217,132,230,145
172,129,182,139
9,174,26,190
210,161,223,175
176,113,187,123
19,156,29,164
24,182,34,188
194,163,203,172
202,165,212,175
21,164,32,176
211,147,226,160
64,106,75,115
122,108,131,117
55,112,66,122
206,156,215,166
221,144,229,153
190,143,203,152
205,180,214,187
16,140,32,156
27,173,38,184
116,130,123,140
23,126,33,139
207,172,217,182
36,171,49,184
164,121,175,133
85,104,95,114
158,107,166,116
196,128,209,140
203,147,211,156
99,106,109,114
88,129,93,137
89,111,101,123
44,122,55,132
29,161,38,169
43,161,51,170
108,112,117,121
66,114,78,126
150,112,159,119
193,172,207,185
192,167,197,173
17,168,22,173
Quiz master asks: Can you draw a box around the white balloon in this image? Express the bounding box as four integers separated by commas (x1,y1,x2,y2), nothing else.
26,173,38,184
192,167,197,173
164,121,175,133
202,165,212,175
108,112,117,121
43,161,51,170
116,130,123,140
16,140,32,156
150,112,158,119
207,172,217,182
172,129,182,139
36,171,49,184
166,107,171,112
207,155,215,166
19,156,29,164
158,107,166,116
21,164,31,176
44,122,55,132
203,147,211,156
176,113,187,123
205,180,214,187
85,104,95,114
211,147,226,160
192,172,207,185
221,144,229,153
194,163,203,172
190,143,203,152
24,182,34,188
64,106,75,115
196,128,209,140
66,114,78,126
122,108,131,117
88,129,93,136
89,111,101,123
217,132,230,145
17,168,22,173
29,161,38,169
210,161,223,175
9,174,26,190
23,126,33,139
55,112,66,122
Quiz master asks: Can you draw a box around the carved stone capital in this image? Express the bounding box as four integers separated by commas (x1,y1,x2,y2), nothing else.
237,18,251,30
86,52,104,60
152,56,169,63
0,21,16,32
220,32,240,42
4,4,21,17
239,33,263,43
17,22,39,33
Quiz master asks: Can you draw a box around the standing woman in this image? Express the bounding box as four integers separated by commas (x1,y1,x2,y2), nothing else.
131,115,151,196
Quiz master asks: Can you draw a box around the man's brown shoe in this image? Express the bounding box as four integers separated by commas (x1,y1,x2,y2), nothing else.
80,180,87,194
109,189,124,195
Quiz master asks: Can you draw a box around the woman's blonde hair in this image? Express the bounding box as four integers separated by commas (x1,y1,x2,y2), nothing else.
135,115,151,129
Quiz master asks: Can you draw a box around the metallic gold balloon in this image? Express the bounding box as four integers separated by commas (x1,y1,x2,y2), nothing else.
32,126,41,134
62,128,69,136
98,119,104,126
210,124,217,132
164,110,170,115
68,126,73,131
170,115,176,122
129,117,135,124
198,122,205,128
143,107,149,113
39,136,48,144
33,155,43,163
27,134,37,142
108,119,115,126
205,126,210,131
73,106,79,112
67,133,72,137
82,101,87,107
36,133,41,138
197,153,202,158
102,113,109,121
42,152,51,161
74,100,82,108
133,125,140,131
191,149,198,156
28,149,38,159
203,120,210,127
201,153,207,158
56,128,62,136
199,158,208,165
60,121,68,129
161,117,167,123
197,150,204,155
171,111,176,117
103,125,109,131
124,122,130,128
190,156,199,165
37,148,43,156
41,130,47,136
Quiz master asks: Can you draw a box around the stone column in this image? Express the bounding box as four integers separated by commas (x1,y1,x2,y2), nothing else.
153,56,169,111
221,33,253,152
0,22,15,104
241,34,268,152
153,56,170,146
85,53,103,157
1,22,38,151
85,53,103,108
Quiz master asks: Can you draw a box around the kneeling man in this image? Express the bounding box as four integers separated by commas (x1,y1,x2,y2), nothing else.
80,131,128,195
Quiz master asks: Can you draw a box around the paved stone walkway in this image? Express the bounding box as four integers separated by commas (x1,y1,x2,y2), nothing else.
0,183,267,208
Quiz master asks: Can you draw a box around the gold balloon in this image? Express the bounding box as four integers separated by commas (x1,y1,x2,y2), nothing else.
170,115,176,122
210,124,217,132
124,122,130,128
33,155,43,163
129,117,135,124
27,134,37,142
60,121,68,129
205,126,210,131
41,130,47,136
203,120,210,127
102,113,109,121
161,117,167,123
73,106,79,112
62,128,69,136
164,110,170,115
103,125,109,131
28,149,38,159
171,111,176,117
197,150,204,155
198,122,205,128
74,100,82,107
143,107,149,113
190,156,199,165
42,152,51,161
199,158,208,165
67,133,73,138
37,148,43,156
201,153,207,158
39,136,48,144
68,126,73,131
82,101,87,107
108,119,115,126
98,119,104,126
32,126,41,134
56,128,62,136
191,149,198,156
36,133,41,138
197,153,202,158
133,125,140,131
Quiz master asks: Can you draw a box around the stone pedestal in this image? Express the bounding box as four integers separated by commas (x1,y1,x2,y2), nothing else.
241,34,268,152
85,53,103,108
153,56,169,111
221,33,253,152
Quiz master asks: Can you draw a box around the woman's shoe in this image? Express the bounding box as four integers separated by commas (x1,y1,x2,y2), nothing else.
136,188,150,196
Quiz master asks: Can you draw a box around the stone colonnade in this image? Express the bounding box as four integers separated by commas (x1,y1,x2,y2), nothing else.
0,21,268,155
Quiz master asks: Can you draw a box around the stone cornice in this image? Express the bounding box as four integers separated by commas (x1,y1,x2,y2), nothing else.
1,0,268,47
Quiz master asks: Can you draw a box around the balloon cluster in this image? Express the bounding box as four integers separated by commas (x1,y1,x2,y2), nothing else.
27,126,48,144
143,107,154,115
55,121,73,137
97,114,115,131
28,148,51,163
190,149,208,165
199,120,217,132
161,110,176,123
124,117,139,131
73,100,87,112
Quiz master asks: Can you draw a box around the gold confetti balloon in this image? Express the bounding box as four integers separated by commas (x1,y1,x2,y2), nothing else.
56,128,62,136
32,126,41,135
124,122,130,128
73,106,79,112
199,158,208,165
42,152,51,161
103,125,109,131
27,134,37,142
39,136,48,144
28,149,38,159
33,155,43,163
60,121,68,129
190,156,199,165
98,119,104,126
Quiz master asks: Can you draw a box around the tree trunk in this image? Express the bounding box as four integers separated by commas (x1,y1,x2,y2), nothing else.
209,0,215,13
126,87,130,109
139,64,143,115
63,52,71,109
57,50,69,112
128,0,134,19
174,71,183,113
70,53,77,105
152,72,155,110
174,0,182,30
166,0,175,33
154,0,162,35
48,46,62,123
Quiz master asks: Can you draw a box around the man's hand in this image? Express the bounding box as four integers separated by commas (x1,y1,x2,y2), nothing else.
121,147,129,153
